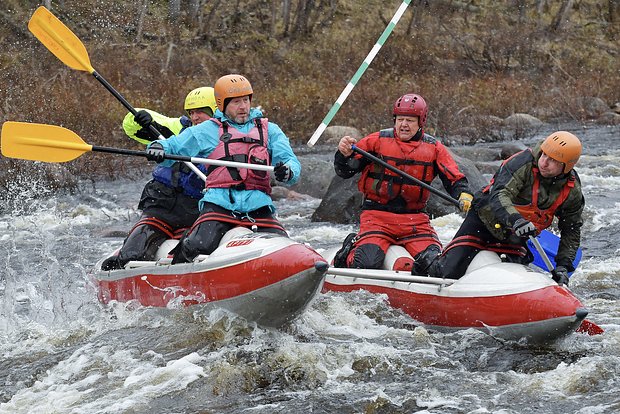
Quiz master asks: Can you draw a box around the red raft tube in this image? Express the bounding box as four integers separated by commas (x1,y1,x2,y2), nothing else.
94,227,328,328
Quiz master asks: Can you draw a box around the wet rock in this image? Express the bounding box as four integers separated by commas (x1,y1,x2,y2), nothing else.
100,229,129,238
321,125,363,145
452,146,501,162
475,160,503,175
597,112,620,125
576,96,609,118
503,113,543,129
311,176,362,224
271,186,314,201
288,157,335,198
270,186,290,201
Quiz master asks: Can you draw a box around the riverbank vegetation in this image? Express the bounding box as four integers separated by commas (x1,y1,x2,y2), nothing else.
1,0,618,191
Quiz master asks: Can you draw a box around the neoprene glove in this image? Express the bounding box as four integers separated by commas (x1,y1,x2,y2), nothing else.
552,266,569,286
134,110,153,128
145,142,165,163
512,217,537,238
458,192,473,212
274,162,292,182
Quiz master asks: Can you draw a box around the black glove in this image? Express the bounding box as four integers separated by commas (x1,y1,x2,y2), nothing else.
134,110,153,128
552,266,569,286
274,162,292,182
512,218,537,238
145,142,165,163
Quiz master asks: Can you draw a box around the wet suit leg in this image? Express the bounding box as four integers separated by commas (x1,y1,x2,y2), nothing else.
172,219,234,264
172,203,288,264
117,222,169,265
350,243,386,269
101,181,200,271
346,234,391,269
101,217,171,271
428,212,489,279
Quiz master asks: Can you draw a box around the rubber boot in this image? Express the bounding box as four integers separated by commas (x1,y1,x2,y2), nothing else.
101,255,122,271
333,233,357,268
412,244,441,276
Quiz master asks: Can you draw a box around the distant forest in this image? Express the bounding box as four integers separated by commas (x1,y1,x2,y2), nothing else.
1,0,618,180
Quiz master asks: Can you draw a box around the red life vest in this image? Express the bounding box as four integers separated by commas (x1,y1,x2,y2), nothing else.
358,129,438,211
484,149,575,231
206,118,271,195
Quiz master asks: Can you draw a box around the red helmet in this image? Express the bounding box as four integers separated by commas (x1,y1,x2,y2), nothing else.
393,94,428,128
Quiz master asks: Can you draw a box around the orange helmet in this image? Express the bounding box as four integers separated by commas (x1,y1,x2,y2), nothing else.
540,131,582,173
214,74,253,112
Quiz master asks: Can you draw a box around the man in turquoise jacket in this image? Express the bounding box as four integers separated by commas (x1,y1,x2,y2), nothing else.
101,86,217,271
146,74,301,263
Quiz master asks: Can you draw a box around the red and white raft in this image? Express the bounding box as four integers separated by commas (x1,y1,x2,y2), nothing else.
322,246,589,343
94,228,328,328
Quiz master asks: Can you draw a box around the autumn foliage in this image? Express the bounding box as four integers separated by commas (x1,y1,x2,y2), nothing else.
1,0,618,189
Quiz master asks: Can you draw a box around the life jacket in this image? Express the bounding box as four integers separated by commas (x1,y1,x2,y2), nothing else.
483,150,575,231
151,119,206,199
152,163,207,199
205,118,271,195
513,166,574,231
358,129,437,211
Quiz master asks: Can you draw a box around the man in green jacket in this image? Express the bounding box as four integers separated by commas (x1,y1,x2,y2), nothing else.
427,131,584,286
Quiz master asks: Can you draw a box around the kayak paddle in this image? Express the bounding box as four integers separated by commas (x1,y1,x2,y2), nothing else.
27,6,205,180
529,235,603,335
0,121,274,171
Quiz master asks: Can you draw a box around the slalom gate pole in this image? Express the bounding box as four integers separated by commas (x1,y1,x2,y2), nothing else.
307,0,411,147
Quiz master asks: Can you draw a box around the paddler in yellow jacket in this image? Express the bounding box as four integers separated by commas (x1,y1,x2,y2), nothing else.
101,86,217,270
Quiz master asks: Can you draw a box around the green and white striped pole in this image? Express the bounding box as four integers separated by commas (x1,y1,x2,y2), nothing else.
307,0,411,147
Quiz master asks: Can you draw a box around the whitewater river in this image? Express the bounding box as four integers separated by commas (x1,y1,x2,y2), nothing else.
1,124,619,413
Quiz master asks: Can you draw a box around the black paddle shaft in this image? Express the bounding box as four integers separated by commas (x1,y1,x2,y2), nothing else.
91,145,192,163
92,70,164,140
352,145,460,207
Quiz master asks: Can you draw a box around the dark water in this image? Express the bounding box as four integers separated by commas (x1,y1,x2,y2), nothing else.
1,124,619,413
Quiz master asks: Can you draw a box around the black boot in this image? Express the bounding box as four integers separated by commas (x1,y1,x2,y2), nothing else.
101,255,122,271
412,245,441,276
333,233,357,268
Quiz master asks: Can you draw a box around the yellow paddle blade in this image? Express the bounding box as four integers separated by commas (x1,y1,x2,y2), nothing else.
28,6,94,73
1,121,92,163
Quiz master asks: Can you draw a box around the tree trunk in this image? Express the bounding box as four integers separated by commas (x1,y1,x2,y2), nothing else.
282,0,292,37
271,0,278,36
169,0,181,22
515,0,527,24
136,0,148,43
202,0,222,35
609,0,620,23
535,0,549,15
189,0,201,16
550,0,574,32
